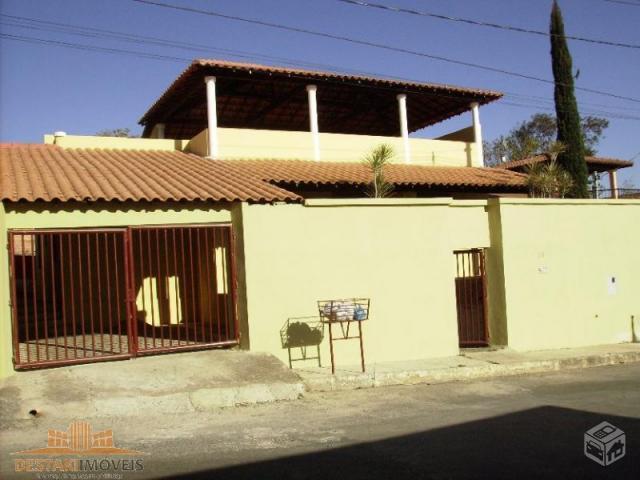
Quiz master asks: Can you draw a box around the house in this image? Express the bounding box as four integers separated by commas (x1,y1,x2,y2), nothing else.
496,154,634,198
1,59,638,378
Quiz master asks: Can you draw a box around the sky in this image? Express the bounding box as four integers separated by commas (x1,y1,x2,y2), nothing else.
1,0,638,185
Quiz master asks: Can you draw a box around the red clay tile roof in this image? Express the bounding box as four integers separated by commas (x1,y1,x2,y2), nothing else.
1,145,527,204
141,59,503,124
192,59,503,97
140,59,503,139
495,154,633,173
217,159,527,190
0,144,300,203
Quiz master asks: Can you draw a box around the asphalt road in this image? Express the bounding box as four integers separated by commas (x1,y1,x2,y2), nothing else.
2,363,639,479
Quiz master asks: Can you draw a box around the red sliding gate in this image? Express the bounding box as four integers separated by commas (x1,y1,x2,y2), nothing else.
8,224,238,369
128,225,239,355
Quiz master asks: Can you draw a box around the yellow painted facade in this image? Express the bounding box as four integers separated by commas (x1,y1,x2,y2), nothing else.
1,197,639,378
44,134,190,151
0,202,10,378
0,202,232,379
236,198,640,367
236,199,490,366
2,202,231,230
485,202,508,345
42,129,478,167
185,128,479,166
490,198,640,351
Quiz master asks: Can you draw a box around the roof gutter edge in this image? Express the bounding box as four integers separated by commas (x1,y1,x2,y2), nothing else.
304,198,454,207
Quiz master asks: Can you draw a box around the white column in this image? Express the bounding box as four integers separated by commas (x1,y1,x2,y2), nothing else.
306,84,320,161
470,102,484,167
609,170,619,198
397,94,411,163
205,76,219,159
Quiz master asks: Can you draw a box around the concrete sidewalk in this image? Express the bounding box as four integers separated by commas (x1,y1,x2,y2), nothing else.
296,343,640,391
0,350,304,425
2,344,638,426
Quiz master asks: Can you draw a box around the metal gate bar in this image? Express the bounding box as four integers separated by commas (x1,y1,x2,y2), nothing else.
128,224,239,355
454,249,489,347
9,229,131,369
8,225,239,370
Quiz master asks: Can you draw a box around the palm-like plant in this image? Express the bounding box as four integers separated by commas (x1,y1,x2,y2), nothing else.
526,142,574,198
362,144,394,198
547,140,566,162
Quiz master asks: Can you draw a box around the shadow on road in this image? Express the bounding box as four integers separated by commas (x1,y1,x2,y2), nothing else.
160,406,638,479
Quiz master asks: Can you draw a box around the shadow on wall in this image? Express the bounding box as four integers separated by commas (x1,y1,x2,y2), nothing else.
280,317,324,368
158,406,639,479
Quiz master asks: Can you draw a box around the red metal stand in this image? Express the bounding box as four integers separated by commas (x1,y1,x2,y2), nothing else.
318,298,369,374
318,298,371,374
322,318,366,374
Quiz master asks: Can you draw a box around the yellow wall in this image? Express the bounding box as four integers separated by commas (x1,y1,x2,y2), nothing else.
41,130,478,167
238,197,640,366
0,201,232,378
44,134,189,151
186,128,479,167
491,198,640,351
0,202,11,379
2,202,231,229
4,196,637,378
485,203,508,345
237,199,490,367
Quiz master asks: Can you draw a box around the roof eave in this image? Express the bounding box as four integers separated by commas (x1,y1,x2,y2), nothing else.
139,59,503,129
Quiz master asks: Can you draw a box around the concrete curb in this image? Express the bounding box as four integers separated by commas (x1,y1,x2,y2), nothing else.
54,382,306,418
4,382,307,422
190,382,305,410
302,350,640,392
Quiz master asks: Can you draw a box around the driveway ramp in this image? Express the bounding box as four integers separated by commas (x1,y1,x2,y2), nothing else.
0,350,304,425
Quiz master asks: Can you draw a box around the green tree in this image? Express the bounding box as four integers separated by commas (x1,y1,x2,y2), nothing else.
484,113,609,166
550,0,588,197
362,144,394,198
95,128,139,138
580,116,609,155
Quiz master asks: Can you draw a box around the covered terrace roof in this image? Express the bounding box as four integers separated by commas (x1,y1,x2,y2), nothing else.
140,59,503,140
495,154,633,174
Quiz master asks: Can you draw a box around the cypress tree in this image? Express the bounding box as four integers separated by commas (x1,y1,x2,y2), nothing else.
550,1,588,197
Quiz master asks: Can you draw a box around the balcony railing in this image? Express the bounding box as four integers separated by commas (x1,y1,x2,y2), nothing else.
588,188,640,199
